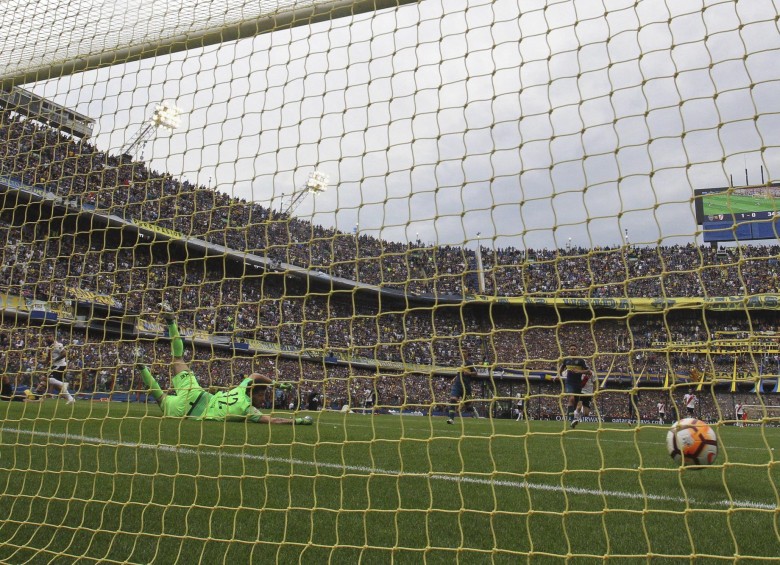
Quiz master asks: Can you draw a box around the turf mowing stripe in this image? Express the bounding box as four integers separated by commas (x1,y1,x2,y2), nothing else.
342,417,780,452
1,426,775,511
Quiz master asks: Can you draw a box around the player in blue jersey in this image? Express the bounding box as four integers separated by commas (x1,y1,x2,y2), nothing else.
559,344,591,428
446,360,480,424
1,374,51,402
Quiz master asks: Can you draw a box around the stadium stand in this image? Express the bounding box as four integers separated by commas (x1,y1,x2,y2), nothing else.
2,107,779,424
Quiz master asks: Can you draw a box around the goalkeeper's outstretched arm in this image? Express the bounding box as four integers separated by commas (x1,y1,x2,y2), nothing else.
258,415,312,425
246,373,312,425
248,372,294,390
223,412,312,425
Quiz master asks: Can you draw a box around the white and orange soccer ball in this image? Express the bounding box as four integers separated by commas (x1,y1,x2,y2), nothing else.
666,418,718,466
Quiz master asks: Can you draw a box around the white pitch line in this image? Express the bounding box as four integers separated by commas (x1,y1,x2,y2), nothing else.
0,427,776,511
340,418,780,451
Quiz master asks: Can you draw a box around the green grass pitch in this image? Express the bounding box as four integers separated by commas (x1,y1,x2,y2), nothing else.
703,193,779,216
1,401,778,564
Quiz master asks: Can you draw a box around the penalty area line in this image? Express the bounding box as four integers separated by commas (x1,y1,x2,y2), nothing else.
0,426,775,511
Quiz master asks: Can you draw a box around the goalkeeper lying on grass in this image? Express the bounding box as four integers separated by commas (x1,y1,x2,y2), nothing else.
136,303,312,426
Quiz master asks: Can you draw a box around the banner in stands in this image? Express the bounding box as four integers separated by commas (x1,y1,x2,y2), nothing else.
0,293,25,311
654,339,780,354
0,173,56,200
549,415,780,426
135,220,186,240
139,319,218,343
66,287,122,309
0,293,60,316
465,294,780,311
48,301,74,321
139,319,164,334
241,338,267,351
28,310,57,322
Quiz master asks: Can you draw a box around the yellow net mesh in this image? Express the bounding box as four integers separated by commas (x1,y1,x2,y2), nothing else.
1,0,780,562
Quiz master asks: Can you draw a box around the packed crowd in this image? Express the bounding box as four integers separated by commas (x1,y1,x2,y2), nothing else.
2,108,780,418
4,322,779,424
3,212,780,377
2,109,780,301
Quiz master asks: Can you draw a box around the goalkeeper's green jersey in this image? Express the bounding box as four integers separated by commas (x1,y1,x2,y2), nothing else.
199,377,263,423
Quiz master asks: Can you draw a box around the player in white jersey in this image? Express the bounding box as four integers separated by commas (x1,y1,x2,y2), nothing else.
363,386,375,414
683,392,697,417
573,370,596,424
44,333,75,404
735,402,745,427
514,393,524,421
657,401,666,424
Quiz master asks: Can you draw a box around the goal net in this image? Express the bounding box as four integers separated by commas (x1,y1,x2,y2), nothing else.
741,404,780,423
1,0,780,562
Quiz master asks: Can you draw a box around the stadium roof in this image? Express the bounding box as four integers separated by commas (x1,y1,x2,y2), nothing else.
0,0,421,88
0,86,95,138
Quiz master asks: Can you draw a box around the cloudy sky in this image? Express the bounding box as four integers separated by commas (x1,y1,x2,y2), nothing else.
14,0,780,251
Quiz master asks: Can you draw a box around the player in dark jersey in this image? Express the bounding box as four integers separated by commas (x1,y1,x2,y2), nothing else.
446,360,479,424
136,303,312,425
1,375,24,401
1,375,44,402
559,345,591,428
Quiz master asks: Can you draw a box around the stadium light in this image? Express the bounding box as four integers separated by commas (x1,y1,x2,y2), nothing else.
474,232,486,294
283,170,330,215
150,102,181,131
121,101,183,159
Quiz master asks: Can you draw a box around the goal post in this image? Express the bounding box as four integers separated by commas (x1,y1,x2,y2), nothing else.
741,404,780,422
0,0,423,89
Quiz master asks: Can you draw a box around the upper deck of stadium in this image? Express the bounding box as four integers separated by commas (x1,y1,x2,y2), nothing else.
1,109,778,304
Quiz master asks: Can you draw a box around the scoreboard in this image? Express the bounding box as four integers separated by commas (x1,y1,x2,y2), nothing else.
695,185,780,243
702,216,780,242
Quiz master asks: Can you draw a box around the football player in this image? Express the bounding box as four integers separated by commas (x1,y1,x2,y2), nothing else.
135,303,312,426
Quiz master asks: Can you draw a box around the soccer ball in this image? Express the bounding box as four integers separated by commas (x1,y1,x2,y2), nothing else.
666,418,718,466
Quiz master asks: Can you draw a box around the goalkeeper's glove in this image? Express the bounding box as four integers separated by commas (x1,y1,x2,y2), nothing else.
294,416,313,426
133,348,146,370
273,381,294,391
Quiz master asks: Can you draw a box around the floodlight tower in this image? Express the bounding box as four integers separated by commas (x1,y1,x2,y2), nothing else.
283,170,330,215
475,231,486,294
121,101,182,159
